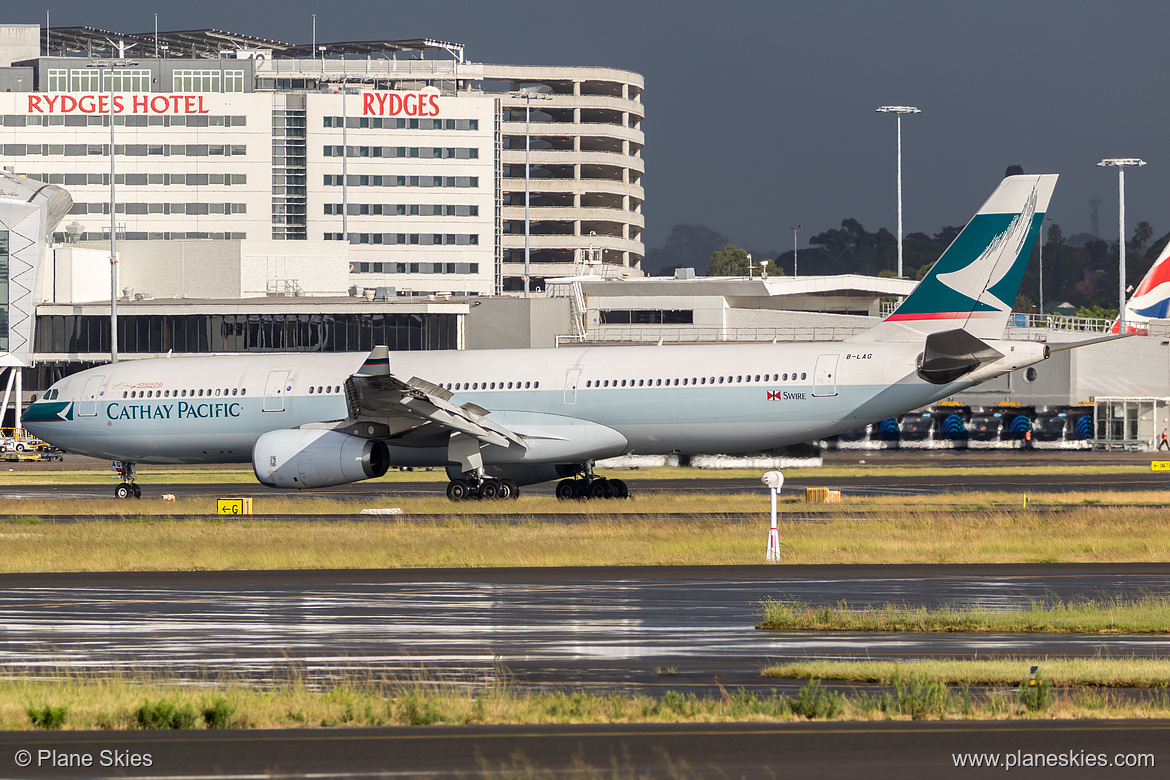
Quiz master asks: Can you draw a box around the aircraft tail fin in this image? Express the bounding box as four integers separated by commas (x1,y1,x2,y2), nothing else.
861,174,1058,342
1111,237,1170,334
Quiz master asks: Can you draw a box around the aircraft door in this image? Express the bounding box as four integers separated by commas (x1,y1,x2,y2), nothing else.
264,370,290,412
812,354,839,397
564,369,581,405
78,375,107,417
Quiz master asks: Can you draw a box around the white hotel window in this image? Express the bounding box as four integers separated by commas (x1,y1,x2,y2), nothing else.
69,70,101,92
105,70,151,93
173,70,245,93
47,70,68,92
63,69,150,92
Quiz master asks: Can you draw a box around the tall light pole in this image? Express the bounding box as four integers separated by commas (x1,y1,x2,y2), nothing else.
339,81,350,244
89,62,119,363
791,224,801,277
1098,157,1146,334
89,59,136,362
108,63,118,363
1038,217,1049,319
876,105,920,279
512,85,552,297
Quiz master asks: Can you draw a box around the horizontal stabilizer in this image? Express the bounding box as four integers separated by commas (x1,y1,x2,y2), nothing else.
1048,333,1136,353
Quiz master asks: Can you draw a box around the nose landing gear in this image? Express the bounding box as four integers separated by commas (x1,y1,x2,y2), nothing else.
113,461,141,499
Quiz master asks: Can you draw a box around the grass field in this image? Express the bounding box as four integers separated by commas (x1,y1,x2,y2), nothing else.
762,658,1170,688
8,673,1170,729
757,596,1170,634
5,464,1170,728
1,496,1170,570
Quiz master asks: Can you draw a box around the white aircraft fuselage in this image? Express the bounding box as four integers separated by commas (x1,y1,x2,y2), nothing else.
25,337,1046,466
20,173,1061,497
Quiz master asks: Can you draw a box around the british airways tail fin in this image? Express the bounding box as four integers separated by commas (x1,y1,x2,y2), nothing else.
859,174,1058,342
1112,237,1170,334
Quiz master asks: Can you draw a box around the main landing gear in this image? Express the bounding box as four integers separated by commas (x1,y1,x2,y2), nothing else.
555,476,628,500
113,461,141,499
555,461,629,500
446,472,519,501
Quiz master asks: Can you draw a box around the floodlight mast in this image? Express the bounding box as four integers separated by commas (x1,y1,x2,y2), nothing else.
791,225,801,277
1098,157,1147,334
512,85,553,297
876,106,921,280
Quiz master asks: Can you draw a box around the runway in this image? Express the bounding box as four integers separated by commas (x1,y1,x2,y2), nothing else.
4,470,1170,503
1,721,1164,779
1,565,1168,778
3,564,1169,691
3,449,1169,502
3,450,1169,778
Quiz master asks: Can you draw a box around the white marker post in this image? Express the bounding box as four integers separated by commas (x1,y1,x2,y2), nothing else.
762,470,784,562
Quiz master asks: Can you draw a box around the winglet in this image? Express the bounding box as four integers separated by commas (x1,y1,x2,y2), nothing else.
356,346,390,376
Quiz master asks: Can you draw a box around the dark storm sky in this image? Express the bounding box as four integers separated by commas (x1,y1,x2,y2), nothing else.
16,0,1169,254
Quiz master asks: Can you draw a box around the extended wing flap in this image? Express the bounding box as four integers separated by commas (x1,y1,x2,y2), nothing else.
344,362,525,450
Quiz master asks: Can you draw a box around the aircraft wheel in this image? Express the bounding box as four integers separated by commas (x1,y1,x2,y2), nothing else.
588,479,609,499
609,478,629,499
480,480,500,500
133,484,142,499
114,484,132,500
446,479,470,501
555,480,576,500
498,479,518,500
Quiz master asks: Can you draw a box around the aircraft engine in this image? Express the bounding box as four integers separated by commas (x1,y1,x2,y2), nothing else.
252,429,390,489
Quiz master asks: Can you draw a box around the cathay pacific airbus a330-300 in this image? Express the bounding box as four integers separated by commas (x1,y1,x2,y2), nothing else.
26,175,1059,500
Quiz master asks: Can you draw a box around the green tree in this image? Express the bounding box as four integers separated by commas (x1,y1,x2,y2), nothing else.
1004,164,1025,177
758,258,784,277
1045,223,1064,248
1076,304,1119,320
706,243,751,276
1133,221,1153,253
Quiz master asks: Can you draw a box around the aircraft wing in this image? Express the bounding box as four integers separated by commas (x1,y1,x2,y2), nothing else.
336,347,526,452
